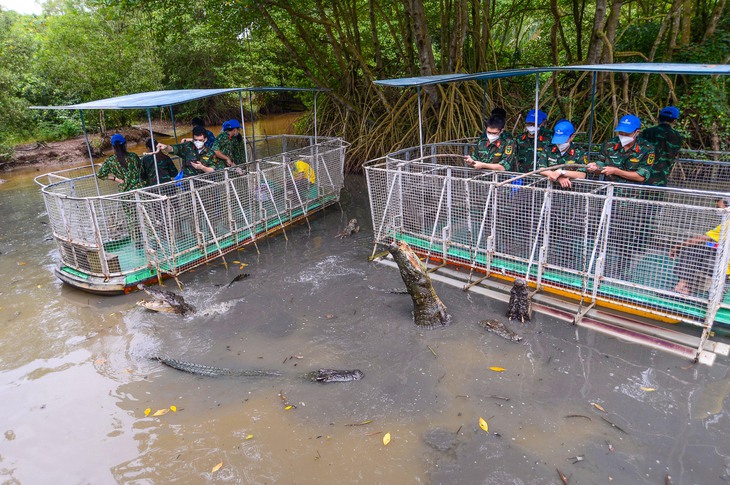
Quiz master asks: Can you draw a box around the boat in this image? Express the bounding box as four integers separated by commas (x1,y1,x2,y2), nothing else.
33,88,348,294
365,63,730,364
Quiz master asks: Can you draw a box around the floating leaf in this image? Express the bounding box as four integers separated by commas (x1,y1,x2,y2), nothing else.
382,432,391,445
479,417,489,432
489,366,505,372
17,262,26,266
233,260,241,264
239,265,245,270
37,285,42,289
592,402,607,413
285,405,293,410
246,434,254,440
144,408,151,417
170,405,177,412
152,408,169,416
640,387,656,392
211,462,223,473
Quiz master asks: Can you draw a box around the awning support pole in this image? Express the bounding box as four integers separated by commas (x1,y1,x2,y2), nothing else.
169,106,178,144
532,73,540,171
238,90,248,165
417,86,423,160
248,91,257,164
314,91,319,143
146,108,160,185
587,71,598,162
79,109,102,197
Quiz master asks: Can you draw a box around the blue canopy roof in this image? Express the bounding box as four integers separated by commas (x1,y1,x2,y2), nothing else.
30,86,325,110
374,63,730,88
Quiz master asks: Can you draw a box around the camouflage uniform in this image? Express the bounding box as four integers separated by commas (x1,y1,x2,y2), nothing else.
212,132,246,166
474,132,518,172
97,153,144,192
140,153,179,187
515,128,552,173
596,137,655,185
538,143,588,171
640,123,682,187
170,141,222,176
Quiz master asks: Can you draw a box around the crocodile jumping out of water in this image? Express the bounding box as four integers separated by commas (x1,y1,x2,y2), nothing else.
336,218,360,239
388,240,451,328
156,357,364,383
136,284,196,315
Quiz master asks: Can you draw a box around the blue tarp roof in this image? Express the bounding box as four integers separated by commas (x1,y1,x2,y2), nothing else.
374,63,730,88
30,86,324,110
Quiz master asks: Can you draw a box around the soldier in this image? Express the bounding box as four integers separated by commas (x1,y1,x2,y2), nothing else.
212,119,245,167
140,138,179,187
516,109,551,173
464,115,518,172
641,106,682,187
586,114,655,185
538,120,587,189
156,126,219,176
191,117,216,149
97,133,144,192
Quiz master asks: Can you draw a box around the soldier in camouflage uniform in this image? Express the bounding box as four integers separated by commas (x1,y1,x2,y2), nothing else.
157,126,220,176
464,115,518,172
213,119,246,167
640,106,682,187
587,114,658,278
140,138,179,187
538,120,588,189
516,109,552,173
97,133,144,192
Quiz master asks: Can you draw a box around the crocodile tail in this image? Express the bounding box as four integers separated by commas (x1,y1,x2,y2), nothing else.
155,357,282,378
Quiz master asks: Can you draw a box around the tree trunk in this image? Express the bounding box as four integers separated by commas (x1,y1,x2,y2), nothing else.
573,0,586,60
447,0,468,72
600,0,623,64
405,0,437,76
703,0,726,41
586,0,607,63
680,0,692,46
550,0,573,62
369,0,384,74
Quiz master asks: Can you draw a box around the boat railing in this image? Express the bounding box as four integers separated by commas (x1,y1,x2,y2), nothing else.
365,152,730,353
38,136,348,289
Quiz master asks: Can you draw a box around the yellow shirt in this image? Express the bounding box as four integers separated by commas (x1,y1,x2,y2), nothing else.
705,224,730,275
293,160,316,184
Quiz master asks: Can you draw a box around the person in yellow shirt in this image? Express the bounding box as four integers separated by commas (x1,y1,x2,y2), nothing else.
289,160,316,203
669,197,729,295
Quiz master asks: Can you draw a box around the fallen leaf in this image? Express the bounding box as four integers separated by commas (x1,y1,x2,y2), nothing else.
144,408,151,416
246,434,254,440
382,432,391,445
109,313,116,316
152,408,169,416
479,417,489,432
592,402,607,413
489,366,505,372
94,358,106,365
239,265,245,270
285,405,293,410
325,314,335,319
233,260,241,264
211,462,223,473
17,262,26,266
640,387,656,392
37,285,42,289
170,405,177,412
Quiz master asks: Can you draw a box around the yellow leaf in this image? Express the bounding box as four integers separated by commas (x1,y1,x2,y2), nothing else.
382,432,391,445
144,408,151,416
640,387,656,392
37,285,42,289
479,417,489,432
246,434,254,440
152,408,169,416
489,366,505,372
285,405,293,410
17,262,26,266
592,402,607,413
211,462,223,473
233,260,241,264
170,405,177,412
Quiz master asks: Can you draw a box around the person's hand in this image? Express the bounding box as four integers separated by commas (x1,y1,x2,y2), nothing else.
156,143,168,151
226,159,235,167
602,166,619,176
464,155,475,167
546,170,559,181
558,176,572,189
180,137,191,143
190,160,204,170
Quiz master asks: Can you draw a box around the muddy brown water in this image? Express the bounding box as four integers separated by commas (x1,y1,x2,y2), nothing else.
1,165,730,483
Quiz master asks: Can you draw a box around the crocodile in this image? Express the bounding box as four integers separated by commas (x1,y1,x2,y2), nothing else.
479,319,523,343
388,240,451,328
137,284,196,315
506,278,531,323
336,218,360,239
156,357,364,383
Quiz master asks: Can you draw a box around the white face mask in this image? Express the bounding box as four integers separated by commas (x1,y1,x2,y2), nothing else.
618,134,635,147
526,126,537,135
193,140,205,150
556,142,570,153
486,133,500,143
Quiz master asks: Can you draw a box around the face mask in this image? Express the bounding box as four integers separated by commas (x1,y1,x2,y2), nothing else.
556,142,570,153
193,140,205,150
486,133,500,143
618,135,635,147
526,126,537,135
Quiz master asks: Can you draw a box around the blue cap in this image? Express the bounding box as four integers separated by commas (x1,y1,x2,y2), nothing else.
659,106,680,119
221,121,231,131
615,114,641,133
224,119,241,130
110,134,126,145
551,120,575,144
526,109,548,124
